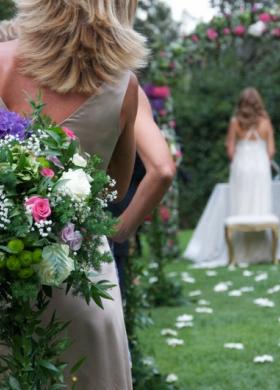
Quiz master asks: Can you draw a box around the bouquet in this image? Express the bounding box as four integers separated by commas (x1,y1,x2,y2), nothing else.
0,98,117,388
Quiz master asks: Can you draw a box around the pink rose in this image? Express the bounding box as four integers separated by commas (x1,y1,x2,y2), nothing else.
160,206,170,223
233,25,246,37
40,168,55,178
62,127,77,140
191,34,199,43
272,28,280,38
152,86,171,99
159,109,167,117
223,28,231,36
169,120,176,128
25,196,52,222
259,13,271,23
207,28,218,41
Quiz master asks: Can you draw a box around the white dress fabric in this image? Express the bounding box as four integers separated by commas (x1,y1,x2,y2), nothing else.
184,129,277,267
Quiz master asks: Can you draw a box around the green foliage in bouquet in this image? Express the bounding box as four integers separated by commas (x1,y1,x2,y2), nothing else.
0,98,116,388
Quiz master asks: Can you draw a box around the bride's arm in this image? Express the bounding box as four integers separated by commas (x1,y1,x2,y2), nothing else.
107,75,138,201
226,118,237,160
266,119,276,159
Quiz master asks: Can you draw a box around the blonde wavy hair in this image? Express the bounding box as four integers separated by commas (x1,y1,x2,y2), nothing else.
0,19,18,42
235,88,268,131
14,0,147,95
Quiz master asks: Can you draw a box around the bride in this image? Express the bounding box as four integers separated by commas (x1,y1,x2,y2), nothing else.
227,87,275,216
0,0,147,388
184,87,277,266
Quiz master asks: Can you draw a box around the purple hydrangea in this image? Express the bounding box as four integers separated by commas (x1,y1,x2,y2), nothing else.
0,109,30,140
60,223,83,251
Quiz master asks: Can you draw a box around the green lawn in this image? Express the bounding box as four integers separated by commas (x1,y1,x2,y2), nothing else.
138,231,280,390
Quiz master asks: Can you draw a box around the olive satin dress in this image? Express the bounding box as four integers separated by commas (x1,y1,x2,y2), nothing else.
0,71,133,390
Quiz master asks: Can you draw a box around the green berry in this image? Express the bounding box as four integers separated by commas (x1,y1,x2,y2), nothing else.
20,251,33,267
32,248,43,264
7,239,24,254
37,157,50,168
18,267,34,279
6,256,21,271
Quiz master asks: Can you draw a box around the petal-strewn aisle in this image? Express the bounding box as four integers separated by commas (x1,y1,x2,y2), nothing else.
138,231,280,390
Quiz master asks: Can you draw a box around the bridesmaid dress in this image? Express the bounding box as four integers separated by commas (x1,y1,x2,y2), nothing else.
0,72,133,390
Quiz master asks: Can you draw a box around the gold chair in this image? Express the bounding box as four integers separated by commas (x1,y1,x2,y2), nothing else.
225,215,279,266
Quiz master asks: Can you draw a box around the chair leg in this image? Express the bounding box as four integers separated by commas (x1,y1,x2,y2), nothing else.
225,226,235,266
271,226,279,265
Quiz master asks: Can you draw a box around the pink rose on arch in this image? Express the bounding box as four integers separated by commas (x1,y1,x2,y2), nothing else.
207,28,218,41
259,13,271,23
160,206,171,223
191,34,199,43
25,196,52,223
223,28,231,36
272,28,280,38
153,86,171,99
40,168,55,178
233,25,246,37
62,127,77,140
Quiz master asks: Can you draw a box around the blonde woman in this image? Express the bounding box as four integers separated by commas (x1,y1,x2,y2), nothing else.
0,0,147,388
226,87,275,216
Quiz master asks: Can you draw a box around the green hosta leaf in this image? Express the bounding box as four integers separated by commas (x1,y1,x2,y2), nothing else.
37,244,74,287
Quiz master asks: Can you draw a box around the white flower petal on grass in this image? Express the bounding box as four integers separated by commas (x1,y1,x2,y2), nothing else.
198,299,210,306
206,270,217,277
243,270,254,277
195,307,213,314
224,343,244,350
240,286,255,293
239,263,249,268
168,272,178,278
161,329,178,337
166,374,178,383
176,314,193,323
255,273,268,282
142,357,155,366
166,338,184,347
175,322,194,329
254,298,275,308
189,290,202,297
228,290,242,297
182,275,196,284
214,281,232,292
278,317,280,323
267,285,280,295
228,265,236,272
149,262,159,270
254,355,274,363
148,277,158,284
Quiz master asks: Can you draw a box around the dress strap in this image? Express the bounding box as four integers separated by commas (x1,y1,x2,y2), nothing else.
244,128,260,140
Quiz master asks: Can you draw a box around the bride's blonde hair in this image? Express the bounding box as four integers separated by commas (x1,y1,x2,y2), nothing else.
15,0,147,95
235,88,268,130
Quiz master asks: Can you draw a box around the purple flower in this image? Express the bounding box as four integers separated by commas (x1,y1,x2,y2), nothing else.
151,98,165,111
60,223,83,251
69,231,83,251
47,155,64,169
0,109,30,140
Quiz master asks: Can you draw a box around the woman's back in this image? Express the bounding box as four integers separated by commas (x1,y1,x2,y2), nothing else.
0,40,133,171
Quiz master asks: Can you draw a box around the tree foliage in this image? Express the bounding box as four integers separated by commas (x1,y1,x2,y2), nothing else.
0,0,15,21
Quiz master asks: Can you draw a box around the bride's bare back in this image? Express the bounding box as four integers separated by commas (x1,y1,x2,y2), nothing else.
226,116,275,160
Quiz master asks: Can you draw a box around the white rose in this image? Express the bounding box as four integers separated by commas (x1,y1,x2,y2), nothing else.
58,169,93,199
248,21,266,37
72,153,87,168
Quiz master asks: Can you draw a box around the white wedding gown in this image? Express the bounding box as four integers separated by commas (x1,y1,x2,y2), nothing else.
184,128,276,266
